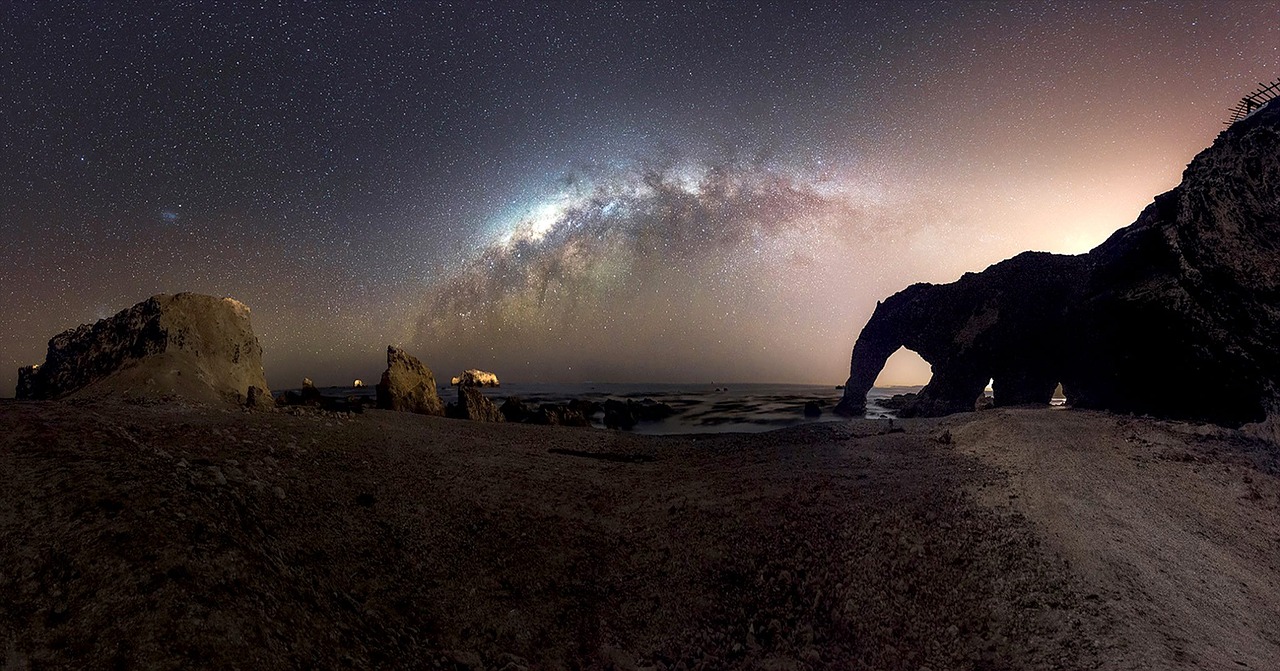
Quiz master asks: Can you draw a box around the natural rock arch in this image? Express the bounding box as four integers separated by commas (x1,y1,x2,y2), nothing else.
835,252,1083,417
837,99,1280,426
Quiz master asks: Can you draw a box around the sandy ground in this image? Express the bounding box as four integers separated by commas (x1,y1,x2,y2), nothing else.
0,400,1276,670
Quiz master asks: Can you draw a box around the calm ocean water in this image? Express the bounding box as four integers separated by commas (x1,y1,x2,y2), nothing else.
328,382,926,434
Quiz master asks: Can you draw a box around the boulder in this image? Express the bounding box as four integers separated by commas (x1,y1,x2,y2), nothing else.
803,401,822,418
878,393,918,411
300,378,323,405
375,346,445,416
451,369,500,387
837,99,1280,427
499,397,531,422
451,386,504,422
246,385,271,408
16,293,270,406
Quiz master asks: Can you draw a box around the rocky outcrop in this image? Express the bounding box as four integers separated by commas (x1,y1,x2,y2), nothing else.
16,293,270,406
499,397,531,422
450,387,504,422
496,397,591,426
530,404,591,427
837,99,1280,427
451,369,500,387
375,346,445,416
16,365,37,399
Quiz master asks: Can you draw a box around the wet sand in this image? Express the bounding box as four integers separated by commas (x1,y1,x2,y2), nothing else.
0,401,1276,669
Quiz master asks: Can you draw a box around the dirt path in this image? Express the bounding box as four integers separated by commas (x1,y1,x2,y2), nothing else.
949,408,1280,669
1,401,1276,669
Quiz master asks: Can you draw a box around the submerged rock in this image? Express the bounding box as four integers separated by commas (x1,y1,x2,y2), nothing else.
375,346,445,416
16,293,270,406
837,99,1280,427
602,398,678,430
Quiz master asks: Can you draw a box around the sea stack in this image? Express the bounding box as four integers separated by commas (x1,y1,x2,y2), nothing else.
836,98,1280,427
16,293,270,406
375,346,446,416
451,369,500,387
451,386,504,422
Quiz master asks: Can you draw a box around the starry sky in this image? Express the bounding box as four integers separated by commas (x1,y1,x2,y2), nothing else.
2,1,1278,394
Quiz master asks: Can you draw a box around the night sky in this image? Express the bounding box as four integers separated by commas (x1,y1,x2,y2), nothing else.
3,2,1278,394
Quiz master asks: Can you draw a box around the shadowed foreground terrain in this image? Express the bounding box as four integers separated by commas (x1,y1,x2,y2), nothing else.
1,402,1277,669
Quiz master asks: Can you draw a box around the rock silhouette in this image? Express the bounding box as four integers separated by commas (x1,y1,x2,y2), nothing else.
15,293,269,406
375,346,445,416
838,99,1280,427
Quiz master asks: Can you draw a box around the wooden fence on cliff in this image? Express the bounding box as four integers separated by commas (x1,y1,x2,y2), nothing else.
1226,78,1280,125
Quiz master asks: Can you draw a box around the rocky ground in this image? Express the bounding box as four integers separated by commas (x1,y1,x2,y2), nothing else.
1,401,1277,670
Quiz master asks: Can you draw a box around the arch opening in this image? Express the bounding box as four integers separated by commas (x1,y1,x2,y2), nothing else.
989,374,1063,408
872,346,931,390
861,347,932,416
975,377,995,410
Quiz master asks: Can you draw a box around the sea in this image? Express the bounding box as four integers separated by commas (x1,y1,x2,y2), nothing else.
320,382,929,435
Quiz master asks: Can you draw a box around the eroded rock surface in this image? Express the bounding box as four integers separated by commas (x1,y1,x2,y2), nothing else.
16,293,270,406
375,346,445,416
450,386,504,422
451,369,500,387
838,99,1280,427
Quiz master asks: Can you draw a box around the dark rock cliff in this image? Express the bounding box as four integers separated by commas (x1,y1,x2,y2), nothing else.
837,99,1280,426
